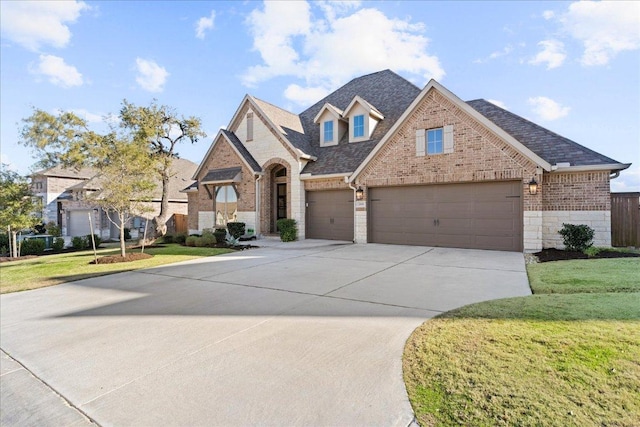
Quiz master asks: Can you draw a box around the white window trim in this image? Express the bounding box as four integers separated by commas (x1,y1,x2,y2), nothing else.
320,118,339,147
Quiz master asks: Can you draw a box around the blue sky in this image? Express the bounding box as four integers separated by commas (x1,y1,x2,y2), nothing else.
1,0,639,191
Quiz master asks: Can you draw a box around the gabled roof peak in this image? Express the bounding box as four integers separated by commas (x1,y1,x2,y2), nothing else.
343,95,384,120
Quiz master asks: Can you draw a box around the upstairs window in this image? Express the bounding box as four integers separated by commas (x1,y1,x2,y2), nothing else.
427,128,443,155
323,120,334,143
353,115,365,138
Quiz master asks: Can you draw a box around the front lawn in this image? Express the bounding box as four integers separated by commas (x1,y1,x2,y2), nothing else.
403,258,640,426
0,244,234,294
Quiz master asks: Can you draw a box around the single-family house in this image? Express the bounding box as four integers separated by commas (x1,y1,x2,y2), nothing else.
186,70,630,252
31,158,197,239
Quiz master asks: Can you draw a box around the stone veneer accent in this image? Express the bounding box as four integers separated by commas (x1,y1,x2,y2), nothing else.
543,211,612,248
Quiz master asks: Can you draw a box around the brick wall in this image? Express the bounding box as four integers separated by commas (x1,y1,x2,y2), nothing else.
303,177,350,191
358,90,539,205
542,172,610,211
187,192,198,230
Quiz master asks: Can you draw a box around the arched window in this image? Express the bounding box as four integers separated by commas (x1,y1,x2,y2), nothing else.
215,185,238,225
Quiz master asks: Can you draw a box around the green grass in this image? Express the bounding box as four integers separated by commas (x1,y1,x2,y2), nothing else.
527,258,640,294
403,258,640,427
0,244,233,294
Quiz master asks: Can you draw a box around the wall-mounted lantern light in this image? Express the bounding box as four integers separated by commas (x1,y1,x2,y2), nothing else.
528,178,539,195
355,186,364,201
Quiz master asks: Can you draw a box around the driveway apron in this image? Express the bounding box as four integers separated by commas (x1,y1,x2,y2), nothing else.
0,243,531,426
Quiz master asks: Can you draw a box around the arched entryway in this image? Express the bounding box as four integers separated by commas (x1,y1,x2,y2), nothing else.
260,160,292,234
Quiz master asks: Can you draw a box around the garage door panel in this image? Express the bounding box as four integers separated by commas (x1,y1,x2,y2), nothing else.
69,210,91,237
306,190,354,241
369,182,522,251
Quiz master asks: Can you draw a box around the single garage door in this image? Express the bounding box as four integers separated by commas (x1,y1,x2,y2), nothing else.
369,181,522,251
68,210,91,237
306,190,354,241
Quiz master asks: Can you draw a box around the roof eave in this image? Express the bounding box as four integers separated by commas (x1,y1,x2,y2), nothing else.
550,163,632,173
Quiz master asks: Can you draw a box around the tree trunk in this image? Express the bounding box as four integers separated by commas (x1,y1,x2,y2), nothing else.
155,168,170,237
119,212,126,257
11,230,17,258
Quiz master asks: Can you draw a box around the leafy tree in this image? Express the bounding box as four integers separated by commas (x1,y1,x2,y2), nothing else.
119,100,205,236
0,167,42,257
20,110,156,257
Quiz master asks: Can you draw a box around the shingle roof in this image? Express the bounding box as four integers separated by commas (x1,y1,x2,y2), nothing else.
221,129,262,172
201,167,242,183
467,99,620,166
299,69,421,174
32,165,96,179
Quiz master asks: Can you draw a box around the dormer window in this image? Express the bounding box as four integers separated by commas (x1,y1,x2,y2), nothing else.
323,121,334,143
353,115,364,138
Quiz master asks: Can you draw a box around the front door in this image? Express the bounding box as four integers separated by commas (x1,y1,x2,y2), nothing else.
276,183,287,230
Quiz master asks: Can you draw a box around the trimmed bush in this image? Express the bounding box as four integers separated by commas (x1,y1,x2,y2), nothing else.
227,222,245,239
174,232,187,245
162,234,174,244
85,234,101,248
214,228,227,243
21,238,46,256
45,221,62,237
185,236,198,247
558,223,595,252
52,237,65,251
194,237,207,247
276,219,297,242
71,236,87,250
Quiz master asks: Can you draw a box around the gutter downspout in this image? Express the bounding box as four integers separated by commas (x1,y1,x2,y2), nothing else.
610,171,620,179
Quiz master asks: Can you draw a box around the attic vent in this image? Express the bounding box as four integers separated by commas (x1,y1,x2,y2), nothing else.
247,112,254,141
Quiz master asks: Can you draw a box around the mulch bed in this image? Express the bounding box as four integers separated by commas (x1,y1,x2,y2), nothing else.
534,248,640,262
90,253,153,264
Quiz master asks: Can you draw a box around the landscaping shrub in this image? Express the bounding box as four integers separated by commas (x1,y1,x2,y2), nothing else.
52,237,65,251
45,221,62,237
162,233,174,244
194,236,207,247
276,219,297,242
227,222,245,239
174,232,187,245
558,223,595,251
214,228,227,243
71,236,87,250
85,234,101,248
20,238,46,256
201,229,217,247
185,236,198,247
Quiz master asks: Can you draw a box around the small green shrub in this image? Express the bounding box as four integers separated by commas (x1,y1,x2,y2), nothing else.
583,246,603,257
124,227,131,240
194,236,207,247
45,221,62,237
185,236,198,247
71,236,87,250
174,232,187,245
52,237,65,251
558,223,595,252
85,234,101,248
227,222,245,239
201,230,217,247
277,219,297,242
214,228,227,243
20,238,46,256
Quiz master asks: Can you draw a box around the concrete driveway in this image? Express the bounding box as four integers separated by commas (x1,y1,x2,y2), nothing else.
1,241,531,427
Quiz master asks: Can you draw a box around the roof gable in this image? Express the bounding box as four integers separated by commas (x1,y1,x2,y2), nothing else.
192,129,262,180
313,103,345,123
342,95,384,120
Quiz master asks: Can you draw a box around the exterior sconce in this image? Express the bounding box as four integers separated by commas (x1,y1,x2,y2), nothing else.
528,178,538,195
355,186,364,201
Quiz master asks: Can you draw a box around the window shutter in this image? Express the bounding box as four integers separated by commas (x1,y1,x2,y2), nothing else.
415,129,426,156
443,125,454,154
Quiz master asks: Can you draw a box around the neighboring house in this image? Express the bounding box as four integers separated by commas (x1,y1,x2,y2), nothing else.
186,70,630,252
31,158,197,239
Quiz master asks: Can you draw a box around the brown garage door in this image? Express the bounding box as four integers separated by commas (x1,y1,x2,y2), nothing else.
306,190,354,241
369,182,522,251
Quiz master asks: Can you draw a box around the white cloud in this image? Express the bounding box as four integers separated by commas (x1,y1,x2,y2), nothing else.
543,10,555,20
31,54,83,87
195,10,216,39
529,39,566,69
560,1,640,66
69,108,103,123
474,45,514,64
243,1,444,105
0,0,88,51
284,84,332,106
487,99,507,110
135,58,169,93
528,96,570,121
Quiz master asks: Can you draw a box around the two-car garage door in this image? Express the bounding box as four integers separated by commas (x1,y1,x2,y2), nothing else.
369,181,522,251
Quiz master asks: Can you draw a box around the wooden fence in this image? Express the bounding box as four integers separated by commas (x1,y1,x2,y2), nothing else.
166,214,188,234
611,192,639,247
